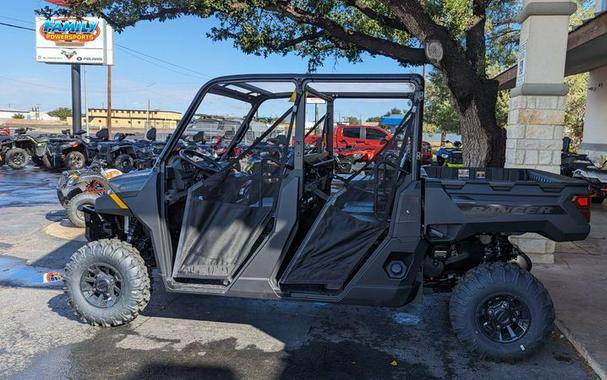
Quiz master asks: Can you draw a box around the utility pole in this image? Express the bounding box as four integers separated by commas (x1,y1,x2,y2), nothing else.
83,66,90,136
146,99,150,134
107,65,112,137
71,64,82,134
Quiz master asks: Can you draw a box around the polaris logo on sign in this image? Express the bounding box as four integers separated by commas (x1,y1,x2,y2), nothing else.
459,203,565,216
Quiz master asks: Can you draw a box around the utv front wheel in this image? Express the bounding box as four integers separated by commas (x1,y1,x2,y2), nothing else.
64,239,151,327
449,262,554,361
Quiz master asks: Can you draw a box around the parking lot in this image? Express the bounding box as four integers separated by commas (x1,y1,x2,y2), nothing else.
0,167,596,379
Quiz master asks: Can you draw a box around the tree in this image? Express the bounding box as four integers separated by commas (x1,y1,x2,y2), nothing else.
343,116,361,125
424,70,460,141
48,107,72,121
12,113,25,119
563,73,588,148
42,0,527,166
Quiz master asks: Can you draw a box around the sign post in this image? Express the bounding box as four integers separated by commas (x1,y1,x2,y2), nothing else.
35,17,114,135
71,64,82,134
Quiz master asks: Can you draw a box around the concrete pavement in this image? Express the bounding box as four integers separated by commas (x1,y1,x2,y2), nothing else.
536,201,607,380
0,167,597,379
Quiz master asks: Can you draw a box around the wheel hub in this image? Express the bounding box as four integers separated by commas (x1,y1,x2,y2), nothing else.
478,294,530,343
80,264,122,308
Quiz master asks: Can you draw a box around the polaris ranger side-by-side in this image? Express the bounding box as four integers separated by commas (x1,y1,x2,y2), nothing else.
64,74,591,361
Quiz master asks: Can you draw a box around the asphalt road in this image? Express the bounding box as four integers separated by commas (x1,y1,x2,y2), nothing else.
0,166,594,379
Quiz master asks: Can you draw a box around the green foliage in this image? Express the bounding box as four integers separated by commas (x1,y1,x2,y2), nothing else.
564,73,588,147
424,70,459,133
11,113,25,120
343,116,361,125
48,107,72,121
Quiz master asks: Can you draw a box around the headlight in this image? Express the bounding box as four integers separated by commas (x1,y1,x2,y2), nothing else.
441,154,449,158
66,174,79,186
352,153,363,160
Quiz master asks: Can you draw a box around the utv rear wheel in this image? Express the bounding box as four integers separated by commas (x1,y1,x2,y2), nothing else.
67,192,98,228
449,262,554,361
6,148,29,169
64,239,151,327
65,151,86,170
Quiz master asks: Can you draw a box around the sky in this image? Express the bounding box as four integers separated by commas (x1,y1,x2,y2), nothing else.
0,0,421,120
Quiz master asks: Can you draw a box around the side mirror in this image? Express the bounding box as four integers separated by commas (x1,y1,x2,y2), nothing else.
146,127,157,141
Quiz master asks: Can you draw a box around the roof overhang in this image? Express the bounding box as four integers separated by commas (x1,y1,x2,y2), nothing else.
495,11,607,90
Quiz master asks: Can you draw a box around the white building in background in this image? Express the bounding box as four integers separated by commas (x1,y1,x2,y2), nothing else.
0,109,29,119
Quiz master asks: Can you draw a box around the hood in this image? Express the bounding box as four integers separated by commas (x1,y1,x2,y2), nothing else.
108,169,152,198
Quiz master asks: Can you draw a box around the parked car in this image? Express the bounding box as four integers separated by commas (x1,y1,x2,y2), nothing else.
64,74,590,362
436,140,464,168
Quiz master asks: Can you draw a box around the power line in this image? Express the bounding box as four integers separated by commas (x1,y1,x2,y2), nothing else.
0,15,35,26
115,43,211,79
0,20,209,80
115,46,208,80
0,22,35,31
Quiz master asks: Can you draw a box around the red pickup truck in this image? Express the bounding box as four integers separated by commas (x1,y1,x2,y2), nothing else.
306,124,432,164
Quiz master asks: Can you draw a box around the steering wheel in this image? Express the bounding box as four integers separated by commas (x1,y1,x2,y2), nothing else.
179,148,222,173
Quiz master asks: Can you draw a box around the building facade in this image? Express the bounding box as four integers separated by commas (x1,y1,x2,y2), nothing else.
86,108,182,129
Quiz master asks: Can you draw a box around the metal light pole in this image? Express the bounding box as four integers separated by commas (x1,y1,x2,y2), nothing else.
83,66,90,136
71,64,82,134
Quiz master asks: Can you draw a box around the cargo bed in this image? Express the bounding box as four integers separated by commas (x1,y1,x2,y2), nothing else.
421,167,590,243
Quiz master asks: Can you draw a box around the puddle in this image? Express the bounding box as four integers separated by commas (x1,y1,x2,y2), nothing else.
392,312,421,325
0,256,62,288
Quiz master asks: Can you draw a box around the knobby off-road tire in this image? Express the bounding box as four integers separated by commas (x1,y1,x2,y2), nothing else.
64,239,151,327
449,262,554,361
65,151,86,170
67,192,98,228
5,148,29,169
114,154,134,172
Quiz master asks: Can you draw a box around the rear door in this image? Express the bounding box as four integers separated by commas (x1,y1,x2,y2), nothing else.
338,126,362,147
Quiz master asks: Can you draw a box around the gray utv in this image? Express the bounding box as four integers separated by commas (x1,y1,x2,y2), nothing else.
64,74,591,361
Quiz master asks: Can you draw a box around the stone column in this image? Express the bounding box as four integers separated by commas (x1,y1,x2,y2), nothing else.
579,65,607,163
505,0,577,263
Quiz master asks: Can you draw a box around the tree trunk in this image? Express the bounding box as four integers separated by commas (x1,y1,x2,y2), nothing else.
441,73,506,167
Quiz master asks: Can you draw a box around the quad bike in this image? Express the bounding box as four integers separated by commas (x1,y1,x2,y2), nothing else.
57,161,123,227
4,128,90,170
561,136,607,204
64,74,591,361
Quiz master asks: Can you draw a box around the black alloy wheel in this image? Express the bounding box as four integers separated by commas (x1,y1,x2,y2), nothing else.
477,294,531,343
80,263,123,308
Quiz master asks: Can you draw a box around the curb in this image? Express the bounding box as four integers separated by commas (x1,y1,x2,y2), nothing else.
556,319,605,380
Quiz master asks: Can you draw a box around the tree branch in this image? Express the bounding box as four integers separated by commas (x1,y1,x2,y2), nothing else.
269,2,427,65
343,0,409,33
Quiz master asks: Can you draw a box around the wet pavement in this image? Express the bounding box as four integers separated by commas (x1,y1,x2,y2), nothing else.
0,165,596,379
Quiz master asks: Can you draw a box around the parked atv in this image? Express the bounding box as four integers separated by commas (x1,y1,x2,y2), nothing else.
64,74,591,361
561,137,607,204
57,161,123,227
95,129,160,172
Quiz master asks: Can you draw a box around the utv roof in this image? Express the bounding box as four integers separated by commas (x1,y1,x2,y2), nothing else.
200,73,424,103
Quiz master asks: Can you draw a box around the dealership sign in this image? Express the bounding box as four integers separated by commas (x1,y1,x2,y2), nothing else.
35,17,114,65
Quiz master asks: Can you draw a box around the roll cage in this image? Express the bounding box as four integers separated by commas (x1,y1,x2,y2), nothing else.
158,74,425,183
